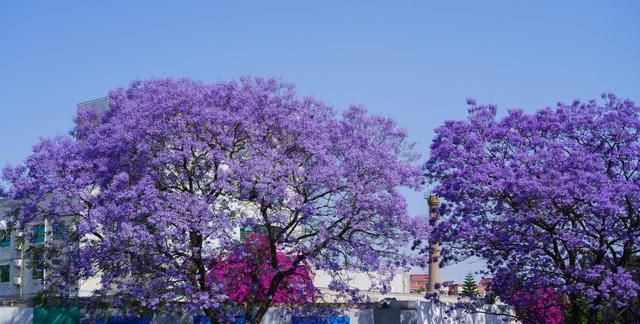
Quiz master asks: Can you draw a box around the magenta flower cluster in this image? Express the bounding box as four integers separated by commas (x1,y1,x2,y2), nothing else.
206,233,315,304
507,288,565,324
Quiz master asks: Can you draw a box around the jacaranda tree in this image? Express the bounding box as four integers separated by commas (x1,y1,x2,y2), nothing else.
2,77,423,323
425,94,640,322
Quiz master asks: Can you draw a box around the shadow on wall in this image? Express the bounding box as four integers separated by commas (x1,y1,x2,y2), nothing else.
417,301,512,324
0,307,34,324
152,313,193,324
354,309,373,324
262,307,290,324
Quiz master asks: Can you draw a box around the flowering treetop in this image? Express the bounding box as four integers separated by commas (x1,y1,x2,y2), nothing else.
425,94,640,322
3,77,424,323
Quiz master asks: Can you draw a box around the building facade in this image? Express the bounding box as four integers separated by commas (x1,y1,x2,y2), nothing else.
0,200,46,300
409,274,429,293
0,97,111,302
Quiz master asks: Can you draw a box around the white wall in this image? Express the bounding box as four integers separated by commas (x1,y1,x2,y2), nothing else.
0,307,33,324
260,302,513,324
314,270,410,295
0,303,513,324
415,301,513,324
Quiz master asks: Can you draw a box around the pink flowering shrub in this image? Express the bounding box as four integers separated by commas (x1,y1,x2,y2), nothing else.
508,288,565,324
206,233,315,304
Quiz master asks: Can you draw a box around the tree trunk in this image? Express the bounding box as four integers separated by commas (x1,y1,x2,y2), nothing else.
204,307,221,324
247,276,284,324
568,295,584,323
250,301,271,324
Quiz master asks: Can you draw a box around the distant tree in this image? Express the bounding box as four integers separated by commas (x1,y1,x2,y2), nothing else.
425,94,640,322
462,273,477,296
3,77,424,324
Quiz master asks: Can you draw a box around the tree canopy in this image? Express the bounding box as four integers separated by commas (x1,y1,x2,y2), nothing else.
2,77,424,323
425,94,640,322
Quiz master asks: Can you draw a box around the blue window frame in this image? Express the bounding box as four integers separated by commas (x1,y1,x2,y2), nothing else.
33,224,45,243
0,230,10,247
53,223,65,240
239,226,253,241
0,265,9,282
32,264,44,280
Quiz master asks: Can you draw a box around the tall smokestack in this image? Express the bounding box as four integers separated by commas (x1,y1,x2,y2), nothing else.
427,195,442,293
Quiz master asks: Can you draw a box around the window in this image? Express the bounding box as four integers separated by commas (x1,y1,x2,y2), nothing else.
32,264,44,280
33,224,45,243
52,223,65,240
0,265,9,282
239,226,253,241
239,225,282,241
0,230,10,247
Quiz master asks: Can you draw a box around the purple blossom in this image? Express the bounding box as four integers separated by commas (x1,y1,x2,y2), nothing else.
425,94,640,322
3,77,423,324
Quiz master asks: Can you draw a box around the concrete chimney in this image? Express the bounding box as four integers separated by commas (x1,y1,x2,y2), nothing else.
427,195,442,293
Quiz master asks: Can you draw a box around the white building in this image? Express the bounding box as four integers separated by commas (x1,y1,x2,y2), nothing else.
0,199,46,299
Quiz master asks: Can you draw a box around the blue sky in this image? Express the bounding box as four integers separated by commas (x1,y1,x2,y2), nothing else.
1,1,639,282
